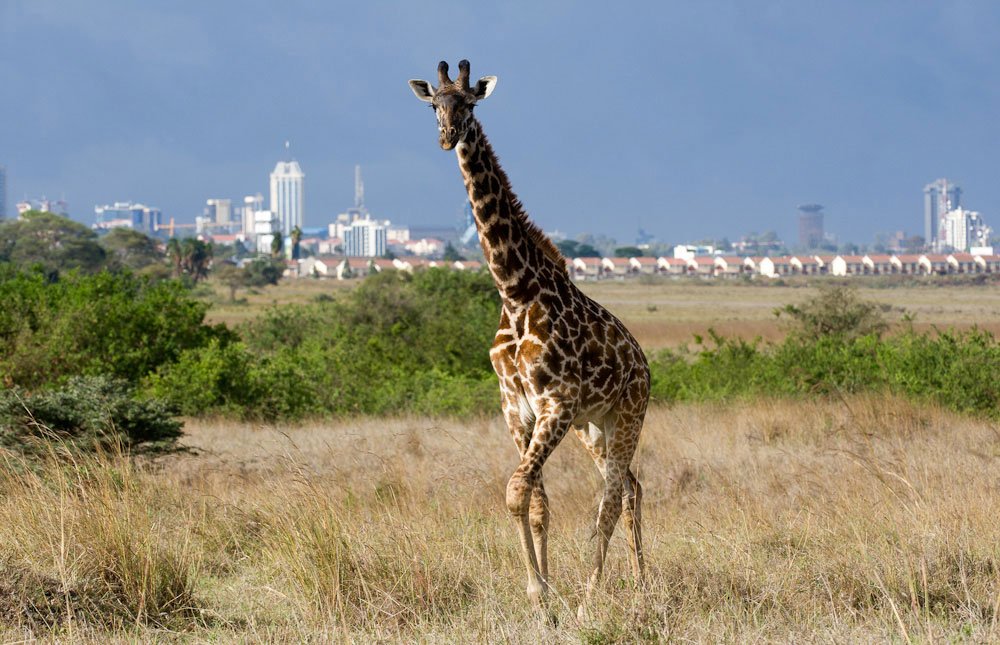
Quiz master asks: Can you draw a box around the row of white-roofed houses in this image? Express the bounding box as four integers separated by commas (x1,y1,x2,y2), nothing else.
567,253,1000,280
290,255,482,279
287,252,999,280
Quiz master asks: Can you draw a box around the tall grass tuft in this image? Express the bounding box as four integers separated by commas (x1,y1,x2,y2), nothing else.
0,443,199,631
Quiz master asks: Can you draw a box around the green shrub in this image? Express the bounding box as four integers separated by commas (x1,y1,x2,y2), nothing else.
0,376,182,456
649,287,1000,419
776,285,888,341
0,267,233,388
147,268,502,420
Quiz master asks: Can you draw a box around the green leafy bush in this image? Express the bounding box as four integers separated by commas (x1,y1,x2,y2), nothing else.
0,267,233,388
0,376,182,456
650,289,1000,420
147,268,502,419
776,285,888,341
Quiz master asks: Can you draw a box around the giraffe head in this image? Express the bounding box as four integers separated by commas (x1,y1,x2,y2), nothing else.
409,60,497,150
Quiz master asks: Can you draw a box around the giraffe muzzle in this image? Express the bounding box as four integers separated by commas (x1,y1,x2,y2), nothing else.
440,127,460,150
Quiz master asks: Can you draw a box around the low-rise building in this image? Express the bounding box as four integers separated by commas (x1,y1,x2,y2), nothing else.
601,257,633,277
657,257,690,276
572,257,604,280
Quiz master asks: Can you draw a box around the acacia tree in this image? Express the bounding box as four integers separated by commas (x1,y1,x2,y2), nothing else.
0,211,107,276
213,263,249,301
100,227,163,270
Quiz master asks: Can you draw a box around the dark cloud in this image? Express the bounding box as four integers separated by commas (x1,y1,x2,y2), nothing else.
2,1,999,244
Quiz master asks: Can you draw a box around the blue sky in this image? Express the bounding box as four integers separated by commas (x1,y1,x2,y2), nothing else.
2,1,998,246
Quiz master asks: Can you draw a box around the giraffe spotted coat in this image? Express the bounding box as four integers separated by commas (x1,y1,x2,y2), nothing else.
409,60,648,614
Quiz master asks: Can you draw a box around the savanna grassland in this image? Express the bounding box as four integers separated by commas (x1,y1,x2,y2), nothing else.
203,275,1000,348
2,274,1000,642
3,397,1000,642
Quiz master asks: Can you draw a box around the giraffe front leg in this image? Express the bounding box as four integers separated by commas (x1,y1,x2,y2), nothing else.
529,475,550,581
506,463,547,607
506,405,572,610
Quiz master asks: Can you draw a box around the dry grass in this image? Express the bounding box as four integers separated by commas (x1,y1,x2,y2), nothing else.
3,397,1000,642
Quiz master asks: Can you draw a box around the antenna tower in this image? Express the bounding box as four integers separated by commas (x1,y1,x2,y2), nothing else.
354,165,364,210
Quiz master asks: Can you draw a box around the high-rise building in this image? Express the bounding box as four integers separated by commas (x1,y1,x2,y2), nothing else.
253,210,279,255
0,165,7,220
797,204,824,249
270,158,304,239
924,179,961,248
940,207,992,253
94,202,161,235
205,198,233,225
344,219,387,257
242,194,264,239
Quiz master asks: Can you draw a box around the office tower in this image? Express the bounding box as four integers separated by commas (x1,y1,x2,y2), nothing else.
940,207,991,252
923,179,961,247
205,198,233,225
270,156,304,238
94,202,161,234
797,204,824,249
242,193,264,238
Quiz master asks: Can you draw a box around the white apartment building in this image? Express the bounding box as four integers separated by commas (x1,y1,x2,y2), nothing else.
254,210,279,254
241,194,264,239
344,219,387,257
940,207,992,252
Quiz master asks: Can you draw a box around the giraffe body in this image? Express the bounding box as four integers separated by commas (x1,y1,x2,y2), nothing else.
409,60,648,612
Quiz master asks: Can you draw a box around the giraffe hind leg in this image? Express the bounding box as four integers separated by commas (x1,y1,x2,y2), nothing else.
622,469,644,580
577,408,645,621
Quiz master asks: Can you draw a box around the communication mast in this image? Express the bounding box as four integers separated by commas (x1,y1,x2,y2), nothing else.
354,164,365,211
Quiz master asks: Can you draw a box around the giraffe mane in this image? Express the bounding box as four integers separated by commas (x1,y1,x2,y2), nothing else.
481,130,569,278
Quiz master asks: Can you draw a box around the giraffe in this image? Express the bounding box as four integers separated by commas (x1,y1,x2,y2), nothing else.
409,60,649,613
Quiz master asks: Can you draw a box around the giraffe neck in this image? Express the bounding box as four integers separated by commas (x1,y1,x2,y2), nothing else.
456,118,567,307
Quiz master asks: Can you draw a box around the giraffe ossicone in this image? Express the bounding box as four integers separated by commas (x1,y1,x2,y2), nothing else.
409,60,650,615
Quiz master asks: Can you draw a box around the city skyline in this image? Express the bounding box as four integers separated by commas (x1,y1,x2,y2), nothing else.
2,3,1000,244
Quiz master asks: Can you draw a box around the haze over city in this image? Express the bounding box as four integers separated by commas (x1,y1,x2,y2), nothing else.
2,1,999,245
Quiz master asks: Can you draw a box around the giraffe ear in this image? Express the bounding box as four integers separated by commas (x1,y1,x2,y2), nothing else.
473,76,497,101
408,79,435,102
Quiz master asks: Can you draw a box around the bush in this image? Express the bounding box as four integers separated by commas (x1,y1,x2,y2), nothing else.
649,288,1000,420
0,376,182,456
0,267,233,389
148,268,502,419
776,285,888,341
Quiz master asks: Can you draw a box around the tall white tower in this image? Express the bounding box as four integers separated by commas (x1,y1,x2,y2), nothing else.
269,143,304,238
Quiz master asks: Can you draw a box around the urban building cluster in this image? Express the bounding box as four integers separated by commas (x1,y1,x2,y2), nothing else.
1,157,996,268
84,152,423,259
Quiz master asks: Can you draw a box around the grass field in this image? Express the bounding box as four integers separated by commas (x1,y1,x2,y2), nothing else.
203,274,1000,348
3,396,999,642
4,275,999,641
